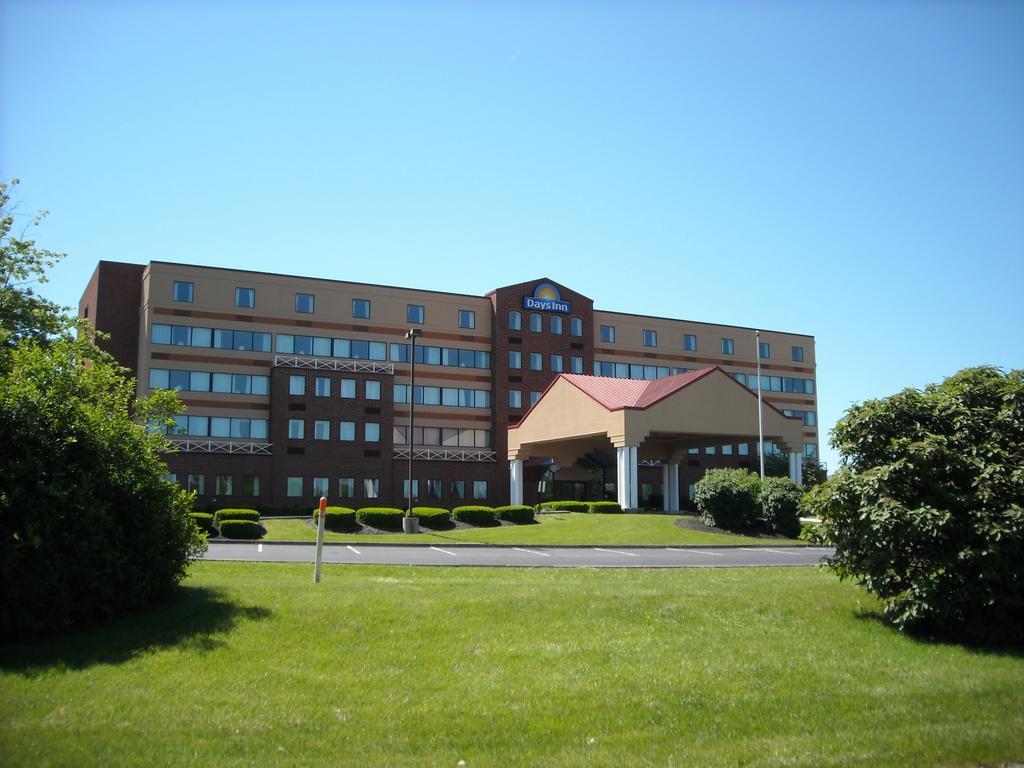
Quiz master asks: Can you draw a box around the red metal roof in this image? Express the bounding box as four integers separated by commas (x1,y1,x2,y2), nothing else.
560,368,717,411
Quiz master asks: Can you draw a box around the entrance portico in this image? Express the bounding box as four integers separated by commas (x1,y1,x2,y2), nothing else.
507,368,806,510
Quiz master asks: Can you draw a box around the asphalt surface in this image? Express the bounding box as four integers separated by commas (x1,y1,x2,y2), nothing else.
204,541,834,569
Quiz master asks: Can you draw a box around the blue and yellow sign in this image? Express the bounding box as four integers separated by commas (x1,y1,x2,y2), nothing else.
523,282,570,313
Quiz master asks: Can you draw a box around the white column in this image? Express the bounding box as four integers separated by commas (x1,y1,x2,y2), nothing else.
628,446,639,510
668,463,680,512
616,447,629,510
788,452,803,486
661,465,670,512
509,459,524,506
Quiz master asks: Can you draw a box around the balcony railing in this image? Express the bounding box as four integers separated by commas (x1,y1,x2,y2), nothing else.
167,438,273,455
273,356,394,375
393,447,496,463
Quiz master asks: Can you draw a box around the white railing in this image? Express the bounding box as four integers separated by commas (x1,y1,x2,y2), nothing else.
639,459,664,467
273,356,394,375
168,439,273,455
393,447,496,463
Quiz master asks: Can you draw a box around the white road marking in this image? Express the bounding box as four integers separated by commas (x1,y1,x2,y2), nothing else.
593,547,639,557
512,547,550,557
759,548,804,556
739,548,768,553
258,544,263,553
430,546,458,557
667,548,723,556
346,545,361,555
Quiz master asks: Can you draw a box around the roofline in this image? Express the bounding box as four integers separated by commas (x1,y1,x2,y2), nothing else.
593,308,815,340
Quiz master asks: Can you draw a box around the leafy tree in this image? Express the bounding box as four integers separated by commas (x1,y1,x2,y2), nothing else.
804,366,1024,644
801,457,828,487
0,180,204,638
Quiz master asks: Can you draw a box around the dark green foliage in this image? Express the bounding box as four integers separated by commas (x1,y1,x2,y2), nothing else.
588,501,623,514
805,366,1024,643
763,454,791,478
218,519,264,539
312,507,356,531
802,458,828,487
412,507,450,528
694,469,761,530
538,501,589,513
190,512,217,536
758,476,802,537
214,509,259,525
452,506,497,525
494,505,535,524
356,507,405,529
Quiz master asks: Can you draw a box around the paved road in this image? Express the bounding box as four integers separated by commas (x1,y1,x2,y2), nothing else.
204,541,834,569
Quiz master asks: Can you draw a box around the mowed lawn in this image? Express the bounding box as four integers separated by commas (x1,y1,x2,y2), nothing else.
262,512,775,545
2,564,1022,767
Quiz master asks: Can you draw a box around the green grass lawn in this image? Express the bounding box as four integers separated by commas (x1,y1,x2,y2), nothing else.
2,563,1022,767
262,512,777,546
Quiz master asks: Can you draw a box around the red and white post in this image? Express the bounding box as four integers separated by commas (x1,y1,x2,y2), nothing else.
314,496,327,583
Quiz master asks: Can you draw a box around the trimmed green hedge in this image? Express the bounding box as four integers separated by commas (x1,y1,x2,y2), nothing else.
356,507,406,529
452,506,497,525
412,507,451,528
218,519,263,539
758,477,802,537
214,508,260,525
494,505,535,524
694,469,761,530
538,501,589,513
311,506,357,531
189,512,217,536
588,501,623,514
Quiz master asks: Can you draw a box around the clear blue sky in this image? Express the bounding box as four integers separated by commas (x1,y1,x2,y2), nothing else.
3,0,1022,472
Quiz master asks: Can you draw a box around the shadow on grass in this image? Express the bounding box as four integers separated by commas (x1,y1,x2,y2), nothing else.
852,608,1024,659
0,584,271,676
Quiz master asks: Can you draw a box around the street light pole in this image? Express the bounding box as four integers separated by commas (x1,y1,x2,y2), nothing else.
756,330,765,480
404,328,422,533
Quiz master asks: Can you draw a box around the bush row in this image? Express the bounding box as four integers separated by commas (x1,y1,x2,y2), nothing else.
537,501,624,514
693,469,801,536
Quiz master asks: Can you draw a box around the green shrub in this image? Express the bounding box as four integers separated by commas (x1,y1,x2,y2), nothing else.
189,512,217,536
214,508,260,525
495,505,535,524
758,476,802,537
538,501,589,513
311,506,356,531
452,506,497,525
694,468,760,530
218,519,264,539
588,501,623,514
798,522,824,544
356,507,405,529
412,507,451,528
806,366,1024,644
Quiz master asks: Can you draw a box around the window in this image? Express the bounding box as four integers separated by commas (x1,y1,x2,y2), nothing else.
529,352,543,371
173,281,194,302
792,346,805,362
216,475,233,496
407,304,424,324
339,421,356,441
550,316,563,335
508,389,522,408
570,356,583,374
721,338,735,355
352,299,370,319
684,334,697,352
529,391,542,407
314,420,330,440
528,313,542,332
187,474,205,494
365,422,380,442
287,477,303,497
340,379,356,398
508,310,522,331
289,375,305,395
804,443,818,458
403,479,419,500
722,444,733,455
738,443,749,456
643,330,657,347
473,481,488,500
458,309,475,329
450,480,465,500
551,354,563,373
338,478,355,498
570,317,583,337
426,479,442,499
759,342,770,359
241,475,260,496
235,287,254,308
600,325,615,343
362,478,379,498
508,350,522,369
314,377,330,397
365,380,381,400
288,419,305,439
312,477,330,499
295,293,315,313
705,446,716,455
150,324,172,344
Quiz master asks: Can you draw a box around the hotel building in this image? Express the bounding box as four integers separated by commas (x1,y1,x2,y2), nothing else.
79,261,818,510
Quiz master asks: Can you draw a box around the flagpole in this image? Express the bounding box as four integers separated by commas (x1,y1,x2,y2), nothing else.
756,330,765,480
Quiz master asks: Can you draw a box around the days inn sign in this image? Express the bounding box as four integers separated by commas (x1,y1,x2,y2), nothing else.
522,282,571,313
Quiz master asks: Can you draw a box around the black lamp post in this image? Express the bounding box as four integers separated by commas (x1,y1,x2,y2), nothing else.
403,327,422,533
